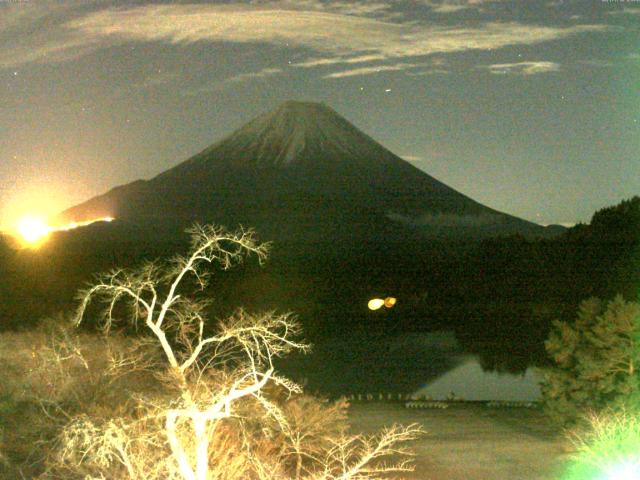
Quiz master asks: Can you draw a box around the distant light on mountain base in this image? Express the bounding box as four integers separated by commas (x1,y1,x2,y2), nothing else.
368,299,385,310
16,216,50,245
12,216,114,248
54,216,114,232
368,297,397,311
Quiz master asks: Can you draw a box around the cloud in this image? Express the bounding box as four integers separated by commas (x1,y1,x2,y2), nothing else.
69,5,609,56
226,67,283,83
481,61,561,75
1,2,611,76
324,63,419,78
541,222,575,228
419,1,476,13
0,1,103,68
430,4,471,13
180,67,283,96
250,0,393,17
292,54,388,68
137,71,184,89
406,58,450,75
65,5,400,55
418,0,513,13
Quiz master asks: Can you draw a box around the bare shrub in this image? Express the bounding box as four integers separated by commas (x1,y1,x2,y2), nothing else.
36,224,422,480
0,317,164,478
562,407,640,479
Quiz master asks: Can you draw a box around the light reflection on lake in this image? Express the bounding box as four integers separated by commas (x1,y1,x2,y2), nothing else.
280,331,542,400
414,355,541,401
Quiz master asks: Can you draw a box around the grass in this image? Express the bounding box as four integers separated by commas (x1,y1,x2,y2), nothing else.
347,401,568,480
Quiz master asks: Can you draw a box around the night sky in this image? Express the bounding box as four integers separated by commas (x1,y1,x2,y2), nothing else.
1,0,638,230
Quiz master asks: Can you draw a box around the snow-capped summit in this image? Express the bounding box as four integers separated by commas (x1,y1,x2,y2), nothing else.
163,100,405,171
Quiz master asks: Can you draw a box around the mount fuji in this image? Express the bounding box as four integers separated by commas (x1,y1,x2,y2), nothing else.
59,101,545,243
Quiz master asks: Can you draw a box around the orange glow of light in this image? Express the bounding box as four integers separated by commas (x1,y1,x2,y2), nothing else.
55,217,114,231
16,216,50,245
384,297,397,308
12,216,114,248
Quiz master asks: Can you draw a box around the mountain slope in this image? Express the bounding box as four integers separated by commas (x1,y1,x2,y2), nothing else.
59,101,543,241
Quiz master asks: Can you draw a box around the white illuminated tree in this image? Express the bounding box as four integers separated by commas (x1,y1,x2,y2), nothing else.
64,224,421,480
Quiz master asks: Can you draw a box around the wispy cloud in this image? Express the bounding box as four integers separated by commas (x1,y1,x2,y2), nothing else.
1,1,611,79
137,71,183,89
419,0,512,14
542,222,575,228
226,67,283,83
180,67,283,96
481,61,561,75
420,1,474,13
0,1,103,68
324,63,419,78
250,0,393,17
430,4,471,13
406,57,450,75
69,5,608,57
292,54,388,68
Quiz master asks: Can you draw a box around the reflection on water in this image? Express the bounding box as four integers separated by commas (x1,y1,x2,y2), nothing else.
414,356,541,401
279,331,541,400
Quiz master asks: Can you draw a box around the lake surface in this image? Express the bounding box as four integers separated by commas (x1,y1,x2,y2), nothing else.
280,331,542,400
414,356,541,401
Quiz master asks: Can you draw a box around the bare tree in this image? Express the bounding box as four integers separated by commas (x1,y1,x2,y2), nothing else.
56,224,423,480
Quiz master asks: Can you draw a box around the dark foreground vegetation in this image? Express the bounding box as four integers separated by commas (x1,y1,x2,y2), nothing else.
1,196,638,374
1,197,639,478
0,225,422,479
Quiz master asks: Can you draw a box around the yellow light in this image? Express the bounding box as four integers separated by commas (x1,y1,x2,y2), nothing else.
56,216,114,231
368,298,385,310
16,216,50,245
10,215,115,248
384,297,397,308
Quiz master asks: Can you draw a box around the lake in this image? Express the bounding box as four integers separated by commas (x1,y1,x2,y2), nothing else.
281,331,542,400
